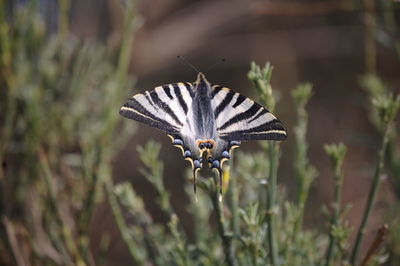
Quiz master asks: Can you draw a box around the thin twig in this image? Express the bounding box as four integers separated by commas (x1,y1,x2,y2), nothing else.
324,144,346,266
105,179,144,265
211,183,236,266
266,142,279,266
360,224,388,266
37,147,77,265
325,196,343,265
227,163,240,236
2,217,29,266
350,132,390,265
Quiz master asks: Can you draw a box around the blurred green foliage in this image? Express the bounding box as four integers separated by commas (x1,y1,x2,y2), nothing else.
359,75,400,266
0,1,138,264
1,1,400,266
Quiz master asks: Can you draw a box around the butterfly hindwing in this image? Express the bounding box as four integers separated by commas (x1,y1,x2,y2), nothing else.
120,82,194,135
211,85,287,142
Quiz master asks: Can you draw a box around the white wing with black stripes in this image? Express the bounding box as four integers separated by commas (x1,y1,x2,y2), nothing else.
119,72,287,198
211,86,286,141
120,82,194,135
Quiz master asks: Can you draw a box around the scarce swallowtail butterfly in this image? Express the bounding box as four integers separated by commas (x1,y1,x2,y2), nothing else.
120,72,287,197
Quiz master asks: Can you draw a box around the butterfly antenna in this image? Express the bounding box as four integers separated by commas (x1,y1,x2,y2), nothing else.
177,55,200,73
205,58,226,74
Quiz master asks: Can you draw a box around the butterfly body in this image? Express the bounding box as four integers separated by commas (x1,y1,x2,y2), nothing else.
120,72,287,194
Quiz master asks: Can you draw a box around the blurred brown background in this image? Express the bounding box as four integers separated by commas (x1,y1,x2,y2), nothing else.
66,0,399,264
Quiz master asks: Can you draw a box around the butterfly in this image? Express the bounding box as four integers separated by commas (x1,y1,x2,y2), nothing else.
120,72,287,197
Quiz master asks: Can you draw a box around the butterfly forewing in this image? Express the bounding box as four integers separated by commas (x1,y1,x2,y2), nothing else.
120,82,194,135
211,86,286,141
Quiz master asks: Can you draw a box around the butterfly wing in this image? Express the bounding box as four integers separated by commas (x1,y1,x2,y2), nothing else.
120,81,201,167
211,85,287,142
206,85,287,180
120,82,194,135
120,82,202,193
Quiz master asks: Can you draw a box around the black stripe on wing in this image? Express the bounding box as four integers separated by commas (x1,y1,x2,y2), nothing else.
218,102,261,131
149,90,183,127
184,82,195,98
162,85,174,99
248,109,268,123
232,94,246,108
120,98,180,134
211,85,287,142
120,82,194,134
214,91,235,119
211,85,223,98
220,119,287,141
173,84,188,114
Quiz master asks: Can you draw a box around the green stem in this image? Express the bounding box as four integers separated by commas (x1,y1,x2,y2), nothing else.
325,160,345,266
211,185,236,266
350,132,389,265
38,148,78,265
115,0,137,85
78,145,102,262
291,83,314,238
105,178,144,265
58,0,70,39
228,157,240,236
266,142,279,266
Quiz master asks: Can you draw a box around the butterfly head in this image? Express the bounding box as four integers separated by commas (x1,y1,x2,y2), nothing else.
195,72,209,86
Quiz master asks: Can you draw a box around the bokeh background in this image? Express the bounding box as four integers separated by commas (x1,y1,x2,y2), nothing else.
1,0,400,265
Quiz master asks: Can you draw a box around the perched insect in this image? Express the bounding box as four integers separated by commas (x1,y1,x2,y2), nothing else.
120,72,287,197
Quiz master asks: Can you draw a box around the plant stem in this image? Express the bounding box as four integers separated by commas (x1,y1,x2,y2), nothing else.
228,157,240,236
266,142,279,266
350,132,389,265
105,178,144,265
291,83,315,238
325,153,345,266
115,0,137,85
360,224,388,266
211,185,236,266
78,145,102,262
38,147,77,265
